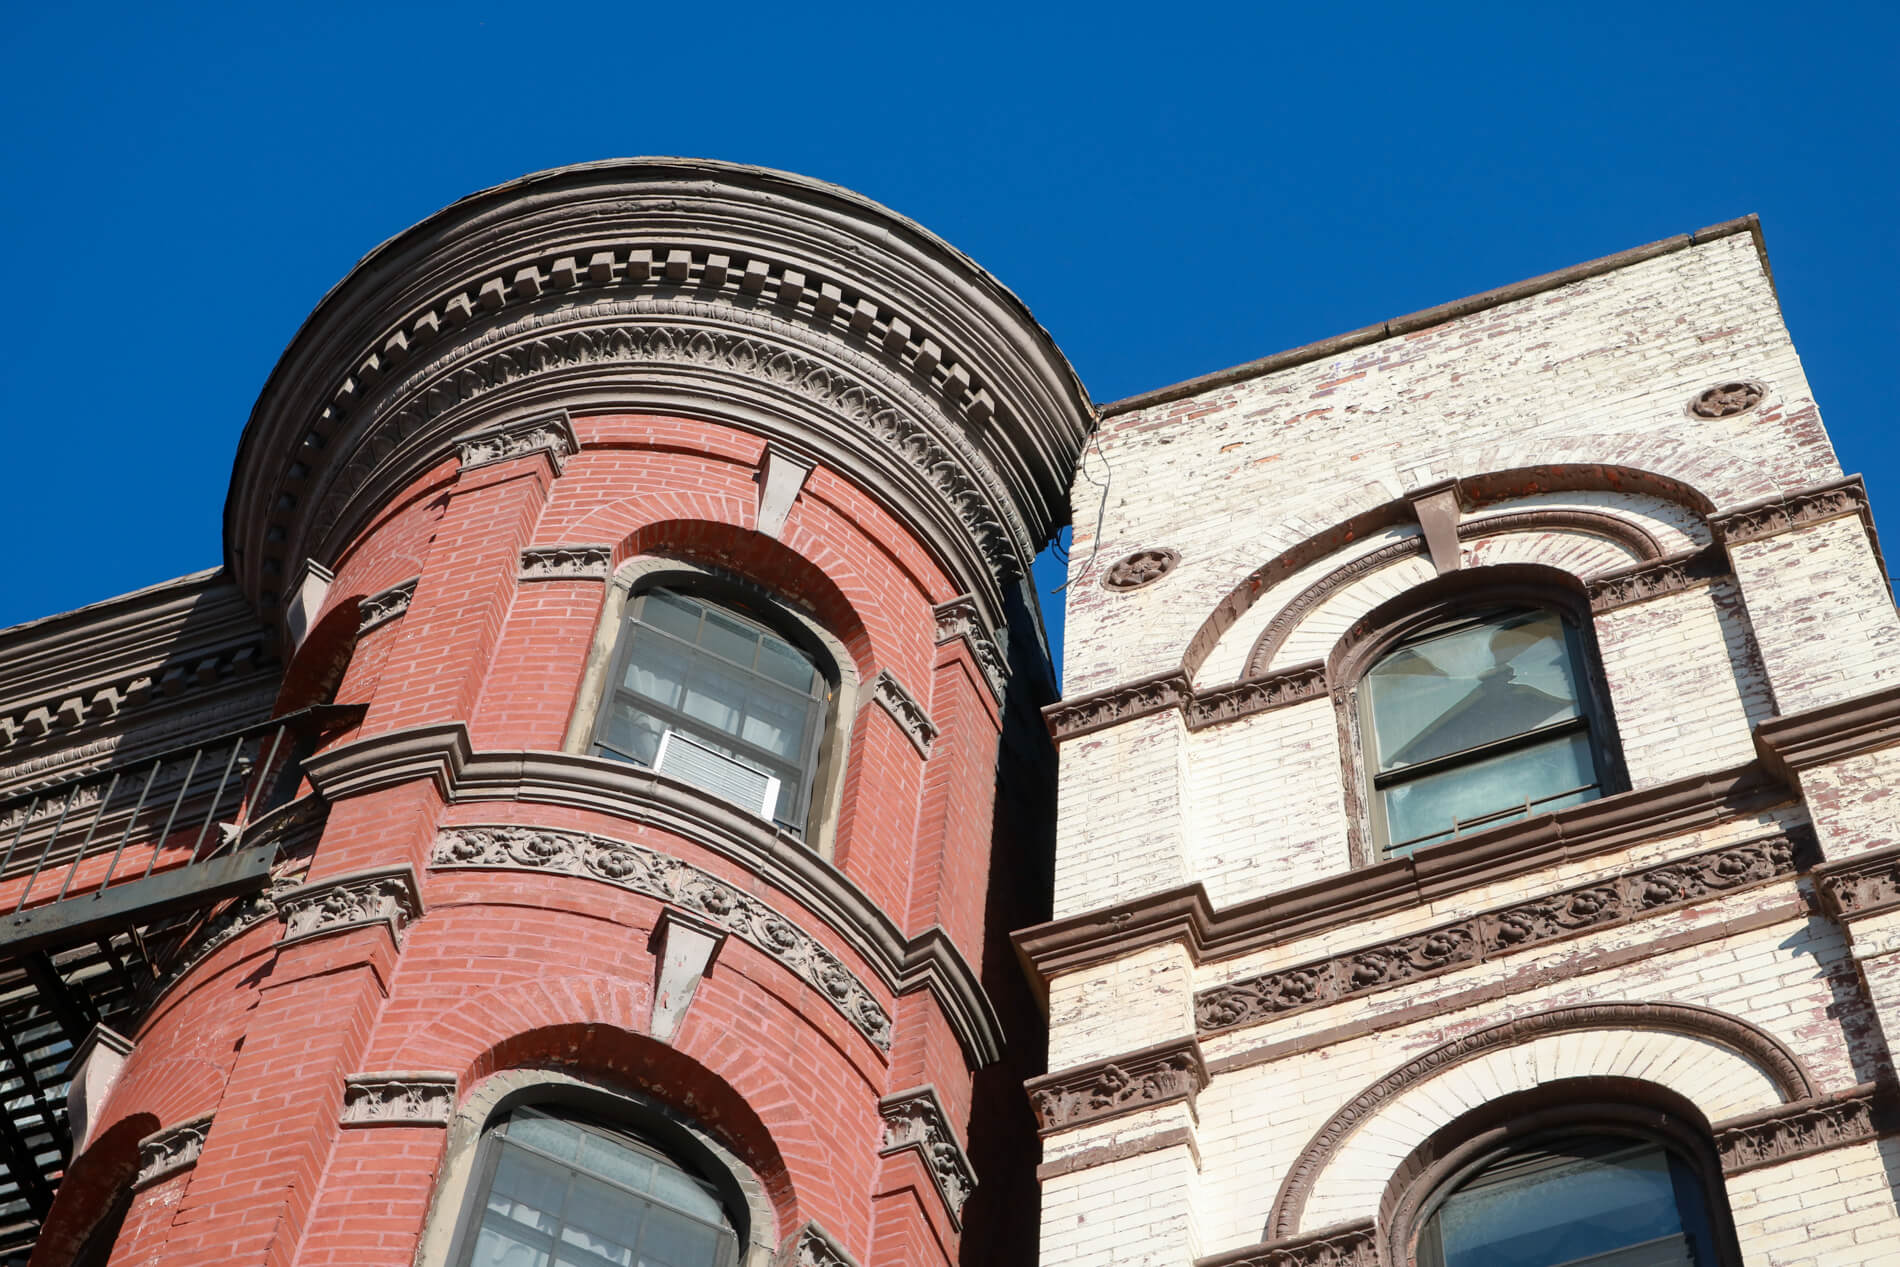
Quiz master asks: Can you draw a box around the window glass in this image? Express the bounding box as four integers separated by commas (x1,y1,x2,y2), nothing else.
459,1108,737,1267
1419,1137,1715,1267
594,589,828,833
1363,606,1604,855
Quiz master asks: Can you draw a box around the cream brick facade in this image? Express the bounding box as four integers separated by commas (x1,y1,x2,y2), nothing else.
1023,220,1900,1267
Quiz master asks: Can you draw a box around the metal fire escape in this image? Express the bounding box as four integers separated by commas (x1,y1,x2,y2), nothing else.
0,707,354,1260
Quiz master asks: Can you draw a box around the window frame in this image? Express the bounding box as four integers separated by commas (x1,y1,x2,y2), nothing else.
1377,1081,1743,1267
420,1071,777,1267
564,559,859,857
1329,567,1626,866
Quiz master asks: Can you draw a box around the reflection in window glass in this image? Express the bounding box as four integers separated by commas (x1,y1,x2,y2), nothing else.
458,1108,738,1267
1418,1136,1717,1267
1363,607,1604,855
594,589,828,832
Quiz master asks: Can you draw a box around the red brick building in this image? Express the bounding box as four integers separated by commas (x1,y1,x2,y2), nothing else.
7,160,1089,1267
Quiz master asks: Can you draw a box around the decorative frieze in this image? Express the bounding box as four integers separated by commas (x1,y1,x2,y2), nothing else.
1187,663,1328,730
1195,1220,1379,1267
1196,828,1809,1035
1813,844,1900,922
276,865,424,948
1714,1084,1892,1175
932,595,1009,701
1709,474,1869,545
1026,1037,1207,1134
870,670,937,758
1043,671,1192,742
341,1072,457,1127
1690,379,1766,419
518,544,613,582
1587,545,1729,613
454,411,580,475
878,1086,976,1227
432,826,892,1050
357,577,417,634
135,1113,213,1189
1102,547,1181,591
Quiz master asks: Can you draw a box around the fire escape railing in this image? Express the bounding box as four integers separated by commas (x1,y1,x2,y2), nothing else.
0,705,356,1261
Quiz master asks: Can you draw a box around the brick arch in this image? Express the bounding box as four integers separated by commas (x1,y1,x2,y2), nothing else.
99,1051,232,1134
1268,1001,1813,1239
27,1111,155,1267
1183,463,1719,681
394,987,807,1232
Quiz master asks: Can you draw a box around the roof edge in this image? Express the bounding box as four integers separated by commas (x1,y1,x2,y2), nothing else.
1096,215,1766,418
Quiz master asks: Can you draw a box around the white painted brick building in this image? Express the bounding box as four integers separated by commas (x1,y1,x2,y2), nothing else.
1019,218,1900,1267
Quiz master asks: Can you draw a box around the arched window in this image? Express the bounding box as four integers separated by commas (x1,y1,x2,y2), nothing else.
451,1106,741,1267
592,587,831,835
1415,1132,1722,1267
1361,604,1612,856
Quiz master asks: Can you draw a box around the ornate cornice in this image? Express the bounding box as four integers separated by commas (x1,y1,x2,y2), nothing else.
1014,760,1788,983
134,1113,213,1189
454,411,579,475
340,1072,458,1127
1713,1083,1895,1175
356,576,417,635
1813,844,1900,922
276,864,424,947
1268,1001,1814,1239
932,595,1008,702
1025,1037,1207,1135
1195,828,1810,1036
1586,544,1729,613
779,1221,861,1267
519,543,613,582
869,670,937,757
301,725,1002,1065
1710,474,1870,546
227,160,1093,633
1195,1221,1378,1267
432,825,893,1051
877,1086,976,1228
1042,661,1330,742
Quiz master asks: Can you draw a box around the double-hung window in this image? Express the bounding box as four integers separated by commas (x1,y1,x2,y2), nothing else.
1362,605,1607,856
593,588,829,834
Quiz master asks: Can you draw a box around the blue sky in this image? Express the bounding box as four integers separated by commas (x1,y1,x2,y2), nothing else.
3,3,1893,674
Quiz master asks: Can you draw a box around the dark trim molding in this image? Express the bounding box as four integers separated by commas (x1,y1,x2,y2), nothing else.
303,724,1003,1066
1043,661,1328,742
1710,474,1869,546
1266,1001,1815,1240
1587,544,1730,614
1014,760,1786,982
1098,215,1764,416
1813,843,1900,922
1195,828,1811,1037
1713,1082,1897,1175
1035,1126,1200,1182
1195,1220,1378,1267
1754,681,1900,786
1025,1036,1207,1135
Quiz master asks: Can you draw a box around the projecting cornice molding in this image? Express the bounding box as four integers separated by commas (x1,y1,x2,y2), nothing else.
877,1086,976,1228
1713,1083,1897,1175
870,670,937,757
1710,473,1870,546
302,723,1002,1066
1041,662,1332,742
1026,1036,1208,1135
454,411,578,475
1014,759,1789,982
226,160,1092,635
932,595,1009,702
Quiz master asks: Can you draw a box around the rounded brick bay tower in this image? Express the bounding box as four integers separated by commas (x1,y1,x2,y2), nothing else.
45,160,1091,1267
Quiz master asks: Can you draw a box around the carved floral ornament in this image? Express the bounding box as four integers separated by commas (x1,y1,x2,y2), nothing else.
431,826,893,1050
340,1072,458,1127
869,670,938,757
1689,380,1766,419
276,865,424,947
878,1087,977,1227
1196,828,1809,1035
135,1113,213,1189
519,543,613,582
357,577,418,634
1025,1037,1208,1134
1102,547,1181,591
